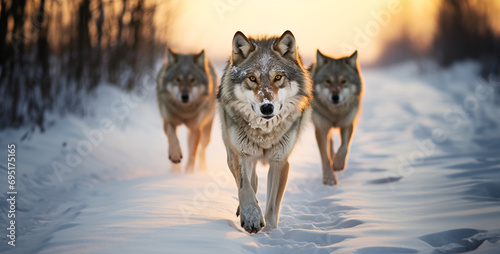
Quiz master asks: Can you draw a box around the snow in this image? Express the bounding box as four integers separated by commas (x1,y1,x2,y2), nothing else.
260,53,272,73
231,66,239,74
1,61,500,253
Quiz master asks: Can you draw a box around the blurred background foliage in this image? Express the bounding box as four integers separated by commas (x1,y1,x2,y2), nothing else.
0,0,179,131
377,0,500,75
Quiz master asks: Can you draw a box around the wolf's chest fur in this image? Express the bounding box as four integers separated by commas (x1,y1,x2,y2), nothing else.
224,100,301,154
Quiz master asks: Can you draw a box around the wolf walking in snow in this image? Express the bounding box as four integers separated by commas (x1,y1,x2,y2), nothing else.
217,31,312,233
310,50,363,185
157,48,217,172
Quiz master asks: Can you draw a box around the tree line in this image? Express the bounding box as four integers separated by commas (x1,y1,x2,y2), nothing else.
0,0,178,131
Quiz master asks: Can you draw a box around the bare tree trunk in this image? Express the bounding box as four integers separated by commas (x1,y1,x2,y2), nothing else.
132,0,143,51
37,0,51,103
126,0,144,90
116,0,127,45
37,0,49,72
76,0,92,89
96,0,104,50
0,0,8,63
77,0,91,54
11,0,27,56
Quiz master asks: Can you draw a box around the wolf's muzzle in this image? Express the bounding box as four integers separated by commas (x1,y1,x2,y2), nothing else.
330,94,340,104
260,103,274,118
181,94,190,103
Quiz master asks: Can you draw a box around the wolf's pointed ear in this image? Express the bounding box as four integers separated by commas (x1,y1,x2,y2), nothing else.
346,50,358,70
165,47,177,66
232,31,254,64
195,50,206,69
316,50,329,68
274,30,297,60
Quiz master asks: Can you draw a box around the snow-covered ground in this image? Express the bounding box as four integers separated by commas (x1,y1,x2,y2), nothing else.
1,61,500,254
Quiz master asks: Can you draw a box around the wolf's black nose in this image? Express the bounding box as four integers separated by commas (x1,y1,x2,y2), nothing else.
330,94,340,104
181,94,189,103
260,103,274,115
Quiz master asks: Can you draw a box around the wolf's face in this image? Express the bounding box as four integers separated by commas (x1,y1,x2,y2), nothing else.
226,31,310,121
159,49,209,104
238,69,296,120
313,51,361,105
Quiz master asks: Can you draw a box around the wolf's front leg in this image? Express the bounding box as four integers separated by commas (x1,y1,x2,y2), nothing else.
198,118,214,171
236,156,265,234
315,126,337,185
333,125,354,172
185,127,201,173
264,160,289,230
164,121,182,164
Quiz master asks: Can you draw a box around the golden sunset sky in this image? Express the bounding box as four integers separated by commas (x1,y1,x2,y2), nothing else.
155,0,499,64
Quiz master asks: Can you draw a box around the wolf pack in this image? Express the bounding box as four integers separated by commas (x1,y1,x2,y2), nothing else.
156,31,363,234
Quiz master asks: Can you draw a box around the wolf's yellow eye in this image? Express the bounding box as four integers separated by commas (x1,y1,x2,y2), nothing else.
340,78,348,85
249,76,257,82
274,75,282,81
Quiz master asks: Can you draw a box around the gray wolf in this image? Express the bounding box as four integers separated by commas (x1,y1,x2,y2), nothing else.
217,31,312,233
157,48,217,172
310,50,363,185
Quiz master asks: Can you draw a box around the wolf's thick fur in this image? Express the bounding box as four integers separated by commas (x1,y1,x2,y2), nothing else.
217,31,312,233
310,50,363,185
157,48,217,172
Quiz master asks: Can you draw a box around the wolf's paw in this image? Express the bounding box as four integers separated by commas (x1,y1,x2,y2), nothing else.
240,204,265,234
323,175,338,185
168,150,183,164
333,150,347,172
